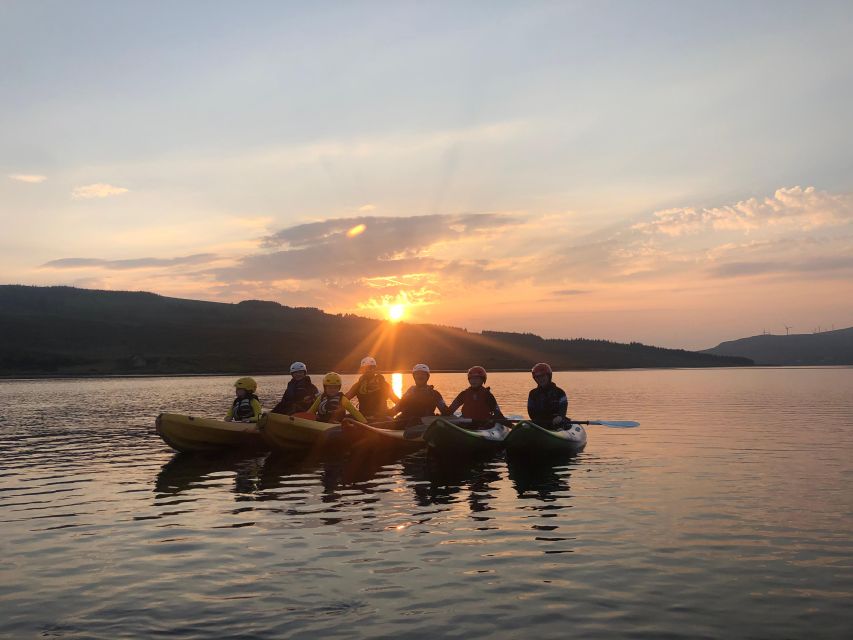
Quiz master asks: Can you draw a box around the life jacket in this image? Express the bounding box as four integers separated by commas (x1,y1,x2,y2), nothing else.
315,392,343,423
354,372,390,416
454,387,499,422
399,384,443,419
527,382,568,424
273,376,318,414
231,394,259,421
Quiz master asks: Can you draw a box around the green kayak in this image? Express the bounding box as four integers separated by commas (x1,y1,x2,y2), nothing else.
422,417,510,455
504,420,587,455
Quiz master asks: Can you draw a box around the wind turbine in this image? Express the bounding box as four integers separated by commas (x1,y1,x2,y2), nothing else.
784,325,791,336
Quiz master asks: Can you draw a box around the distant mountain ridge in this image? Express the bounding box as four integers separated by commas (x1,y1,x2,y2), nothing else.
702,327,853,365
0,285,752,375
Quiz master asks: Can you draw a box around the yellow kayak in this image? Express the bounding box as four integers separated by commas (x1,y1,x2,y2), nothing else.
260,412,344,451
156,412,266,454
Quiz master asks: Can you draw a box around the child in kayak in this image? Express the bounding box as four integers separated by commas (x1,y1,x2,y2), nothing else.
345,356,400,419
527,362,571,429
446,366,506,427
391,363,449,426
225,377,263,423
311,372,367,423
271,361,319,415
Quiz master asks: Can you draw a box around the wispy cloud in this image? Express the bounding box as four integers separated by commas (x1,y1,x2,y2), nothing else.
71,183,130,200
42,253,218,270
552,289,590,296
8,173,47,183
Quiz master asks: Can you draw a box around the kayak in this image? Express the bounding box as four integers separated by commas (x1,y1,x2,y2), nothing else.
155,412,266,454
341,418,426,451
504,420,587,455
260,411,344,451
422,417,510,455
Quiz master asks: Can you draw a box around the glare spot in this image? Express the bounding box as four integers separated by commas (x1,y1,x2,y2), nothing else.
387,304,405,322
346,223,366,238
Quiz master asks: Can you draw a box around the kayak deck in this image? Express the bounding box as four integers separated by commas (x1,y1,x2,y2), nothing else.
505,420,587,455
342,419,426,451
261,412,345,451
422,417,510,455
156,412,265,454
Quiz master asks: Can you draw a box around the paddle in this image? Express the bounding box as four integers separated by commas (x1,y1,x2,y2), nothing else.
569,420,639,428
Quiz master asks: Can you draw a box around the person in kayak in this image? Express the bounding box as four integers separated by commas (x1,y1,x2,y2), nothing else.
271,361,318,415
311,372,367,423
225,377,263,423
344,356,400,419
445,366,506,427
527,362,571,430
391,363,449,426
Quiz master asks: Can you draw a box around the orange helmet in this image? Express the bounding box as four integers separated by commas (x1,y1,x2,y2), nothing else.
467,366,487,382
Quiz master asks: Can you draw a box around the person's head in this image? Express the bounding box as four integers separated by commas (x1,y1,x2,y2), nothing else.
289,361,307,380
323,372,343,394
360,356,377,374
467,366,487,388
531,362,552,388
412,363,430,386
234,376,257,398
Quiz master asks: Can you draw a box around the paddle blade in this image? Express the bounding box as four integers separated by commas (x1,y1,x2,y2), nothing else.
588,420,640,428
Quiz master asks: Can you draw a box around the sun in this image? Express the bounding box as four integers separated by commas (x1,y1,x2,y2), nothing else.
387,304,405,322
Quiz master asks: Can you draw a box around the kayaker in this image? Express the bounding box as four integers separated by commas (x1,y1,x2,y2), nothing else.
391,363,449,425
344,356,400,419
271,361,319,415
311,372,367,423
527,362,571,429
225,377,263,423
445,366,506,427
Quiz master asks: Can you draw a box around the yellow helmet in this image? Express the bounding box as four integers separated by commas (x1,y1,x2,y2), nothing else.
323,372,343,386
234,377,257,392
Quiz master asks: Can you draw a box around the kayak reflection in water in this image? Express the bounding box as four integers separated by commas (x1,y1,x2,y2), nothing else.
345,356,400,419
527,362,571,430
224,377,263,423
389,363,449,427
446,366,506,429
270,361,319,415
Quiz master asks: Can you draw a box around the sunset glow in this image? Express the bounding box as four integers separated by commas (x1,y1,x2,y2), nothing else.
2,3,851,350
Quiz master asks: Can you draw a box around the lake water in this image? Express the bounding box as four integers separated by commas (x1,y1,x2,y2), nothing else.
1,368,852,639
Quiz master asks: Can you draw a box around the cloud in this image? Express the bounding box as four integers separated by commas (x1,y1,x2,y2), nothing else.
634,187,852,236
221,213,518,282
42,253,219,270
8,173,47,183
709,255,853,278
358,204,376,212
552,289,590,295
71,183,130,199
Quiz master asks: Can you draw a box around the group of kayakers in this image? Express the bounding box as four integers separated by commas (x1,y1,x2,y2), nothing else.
225,357,571,430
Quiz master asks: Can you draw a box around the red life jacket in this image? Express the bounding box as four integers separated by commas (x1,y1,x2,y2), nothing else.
452,387,500,421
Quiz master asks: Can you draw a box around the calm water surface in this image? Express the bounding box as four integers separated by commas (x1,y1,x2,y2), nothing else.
1,369,852,639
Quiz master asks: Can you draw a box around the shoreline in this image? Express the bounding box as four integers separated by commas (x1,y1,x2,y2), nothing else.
5,363,852,382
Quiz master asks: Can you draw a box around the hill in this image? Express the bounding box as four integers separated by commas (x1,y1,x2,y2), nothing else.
0,285,752,375
702,327,853,365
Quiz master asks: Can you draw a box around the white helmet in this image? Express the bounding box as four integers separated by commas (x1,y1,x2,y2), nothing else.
360,356,377,368
289,361,307,374
412,363,430,375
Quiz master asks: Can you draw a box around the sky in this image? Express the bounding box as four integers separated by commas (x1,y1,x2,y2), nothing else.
1,0,852,350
